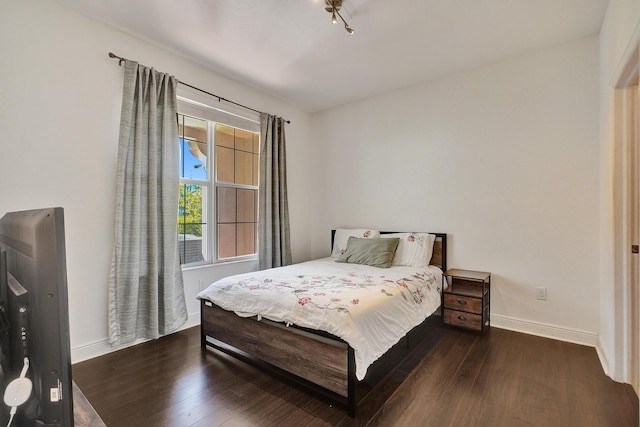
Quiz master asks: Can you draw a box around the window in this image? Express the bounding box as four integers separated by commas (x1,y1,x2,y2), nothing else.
177,107,260,266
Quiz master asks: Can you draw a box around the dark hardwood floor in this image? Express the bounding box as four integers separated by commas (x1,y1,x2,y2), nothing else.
73,323,638,426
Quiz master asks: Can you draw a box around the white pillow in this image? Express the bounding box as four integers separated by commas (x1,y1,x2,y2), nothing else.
332,229,380,257
384,232,436,267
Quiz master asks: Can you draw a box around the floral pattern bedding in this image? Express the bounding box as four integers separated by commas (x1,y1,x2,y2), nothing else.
197,257,442,380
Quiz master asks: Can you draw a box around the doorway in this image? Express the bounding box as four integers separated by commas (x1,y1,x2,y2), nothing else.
612,51,639,393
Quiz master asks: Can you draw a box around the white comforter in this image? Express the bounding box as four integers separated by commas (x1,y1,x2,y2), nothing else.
197,257,442,380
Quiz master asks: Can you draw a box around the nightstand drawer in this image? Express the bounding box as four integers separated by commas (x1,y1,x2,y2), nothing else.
444,309,482,330
444,294,483,313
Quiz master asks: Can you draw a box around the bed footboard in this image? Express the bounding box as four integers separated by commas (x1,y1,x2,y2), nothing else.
201,300,356,416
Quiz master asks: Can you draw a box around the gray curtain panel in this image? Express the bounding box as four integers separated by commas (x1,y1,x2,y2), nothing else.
258,113,292,269
108,60,187,345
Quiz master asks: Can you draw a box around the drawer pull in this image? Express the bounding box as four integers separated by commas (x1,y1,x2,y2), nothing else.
457,315,467,321
457,299,467,305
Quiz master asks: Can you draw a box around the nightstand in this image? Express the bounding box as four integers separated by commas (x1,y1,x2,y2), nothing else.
442,269,491,331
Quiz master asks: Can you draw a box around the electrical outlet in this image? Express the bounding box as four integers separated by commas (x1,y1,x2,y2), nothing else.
536,287,547,300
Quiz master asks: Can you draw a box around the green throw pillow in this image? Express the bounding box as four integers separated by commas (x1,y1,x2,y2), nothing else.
335,237,400,268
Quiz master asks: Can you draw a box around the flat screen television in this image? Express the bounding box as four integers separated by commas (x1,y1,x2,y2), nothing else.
0,208,73,426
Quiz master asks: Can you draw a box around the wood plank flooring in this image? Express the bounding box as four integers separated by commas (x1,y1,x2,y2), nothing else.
72,325,638,426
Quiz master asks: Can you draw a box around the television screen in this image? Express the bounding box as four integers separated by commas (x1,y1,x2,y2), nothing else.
0,208,73,426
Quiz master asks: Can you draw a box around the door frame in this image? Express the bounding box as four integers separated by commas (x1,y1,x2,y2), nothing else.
611,41,639,392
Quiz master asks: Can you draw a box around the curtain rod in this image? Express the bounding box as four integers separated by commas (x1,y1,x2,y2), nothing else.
108,52,291,124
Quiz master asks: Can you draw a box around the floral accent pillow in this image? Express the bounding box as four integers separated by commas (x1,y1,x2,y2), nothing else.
384,232,436,267
331,229,381,258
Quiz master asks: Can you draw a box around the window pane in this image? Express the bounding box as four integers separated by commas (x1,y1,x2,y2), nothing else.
252,133,260,154
235,150,253,185
215,124,234,148
217,224,236,259
178,184,207,264
217,187,236,223
252,134,260,185
183,116,207,141
237,189,255,222
178,115,207,180
217,187,257,258
235,129,253,152
237,223,255,256
216,146,234,183
252,153,259,186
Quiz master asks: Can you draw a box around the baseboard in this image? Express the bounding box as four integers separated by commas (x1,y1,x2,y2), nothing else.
490,314,598,347
595,334,611,377
74,313,601,366
71,312,200,364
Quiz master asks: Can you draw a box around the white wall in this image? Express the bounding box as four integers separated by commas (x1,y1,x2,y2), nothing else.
0,0,313,361
0,0,617,367
310,36,601,343
598,0,640,381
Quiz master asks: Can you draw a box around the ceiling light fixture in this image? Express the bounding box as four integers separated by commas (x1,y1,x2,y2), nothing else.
325,0,354,35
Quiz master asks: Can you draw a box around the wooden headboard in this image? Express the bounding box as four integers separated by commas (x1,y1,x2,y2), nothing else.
330,230,447,271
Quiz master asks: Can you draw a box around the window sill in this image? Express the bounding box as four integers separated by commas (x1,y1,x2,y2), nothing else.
181,257,258,272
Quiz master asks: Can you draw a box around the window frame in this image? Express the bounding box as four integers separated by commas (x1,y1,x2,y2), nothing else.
177,93,260,268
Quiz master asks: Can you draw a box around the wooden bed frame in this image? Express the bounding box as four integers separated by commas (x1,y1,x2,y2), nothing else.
200,232,447,417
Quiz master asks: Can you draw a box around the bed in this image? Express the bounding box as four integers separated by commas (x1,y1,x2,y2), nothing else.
198,230,447,417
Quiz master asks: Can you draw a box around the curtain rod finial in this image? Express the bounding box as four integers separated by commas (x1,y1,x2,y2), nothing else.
108,52,125,66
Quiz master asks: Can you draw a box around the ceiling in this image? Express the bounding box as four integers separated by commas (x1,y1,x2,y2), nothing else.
53,0,609,113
